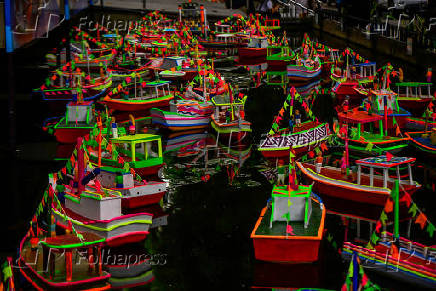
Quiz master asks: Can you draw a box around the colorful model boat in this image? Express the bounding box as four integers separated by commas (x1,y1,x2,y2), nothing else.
18,178,111,290
210,92,251,134
54,140,154,247
151,86,214,131
405,129,436,158
19,232,111,290
251,184,325,263
259,88,330,160
342,181,436,288
287,56,321,83
297,155,421,206
336,107,409,155
46,100,96,144
238,36,269,59
54,183,153,247
102,80,174,112
393,82,433,117
259,121,330,159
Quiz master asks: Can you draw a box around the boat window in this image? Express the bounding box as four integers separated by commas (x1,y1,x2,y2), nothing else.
146,140,160,158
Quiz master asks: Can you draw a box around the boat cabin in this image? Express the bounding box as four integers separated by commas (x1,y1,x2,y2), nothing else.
351,62,376,82
338,108,384,139
211,94,247,123
248,37,268,49
267,45,291,61
51,70,84,88
215,33,237,44
133,80,171,100
393,82,433,99
355,155,416,188
215,24,231,33
159,56,186,70
370,89,403,115
39,232,107,284
111,134,163,169
65,100,94,125
64,186,123,221
270,184,314,229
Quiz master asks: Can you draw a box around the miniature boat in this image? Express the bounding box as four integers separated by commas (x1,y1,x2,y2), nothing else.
287,56,321,83
405,129,436,158
259,121,330,159
394,82,433,117
19,232,111,290
55,182,153,247
151,87,214,131
238,36,269,59
251,184,325,263
297,155,421,206
210,94,251,139
336,107,409,155
34,69,112,108
45,101,96,144
148,56,198,81
150,107,211,131
102,80,174,112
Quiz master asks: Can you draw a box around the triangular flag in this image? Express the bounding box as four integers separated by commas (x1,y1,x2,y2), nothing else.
365,142,373,152
408,203,418,217
380,211,388,226
385,152,393,161
415,212,427,229
426,223,435,238
384,198,393,213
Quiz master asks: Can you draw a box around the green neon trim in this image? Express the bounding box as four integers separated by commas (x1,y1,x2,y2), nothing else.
86,109,90,124
53,209,152,232
395,82,432,87
342,248,436,282
210,120,252,134
41,237,105,249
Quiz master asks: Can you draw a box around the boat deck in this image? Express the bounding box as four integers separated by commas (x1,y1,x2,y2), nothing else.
254,199,322,238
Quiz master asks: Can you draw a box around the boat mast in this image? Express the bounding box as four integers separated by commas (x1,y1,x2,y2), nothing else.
393,180,400,241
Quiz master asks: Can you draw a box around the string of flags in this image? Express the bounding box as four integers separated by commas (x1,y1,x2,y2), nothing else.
366,184,435,250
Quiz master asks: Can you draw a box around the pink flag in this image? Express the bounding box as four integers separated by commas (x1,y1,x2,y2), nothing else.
286,225,295,235
386,152,393,161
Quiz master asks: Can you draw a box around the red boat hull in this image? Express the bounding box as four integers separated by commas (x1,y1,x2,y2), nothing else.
134,164,164,178
121,191,166,209
298,163,420,206
238,47,267,59
54,127,93,144
105,231,149,248
253,236,322,263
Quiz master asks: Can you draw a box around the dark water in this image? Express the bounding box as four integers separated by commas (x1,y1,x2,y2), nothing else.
1,13,435,291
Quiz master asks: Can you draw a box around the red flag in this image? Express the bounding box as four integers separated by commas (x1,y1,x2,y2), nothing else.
386,152,393,161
